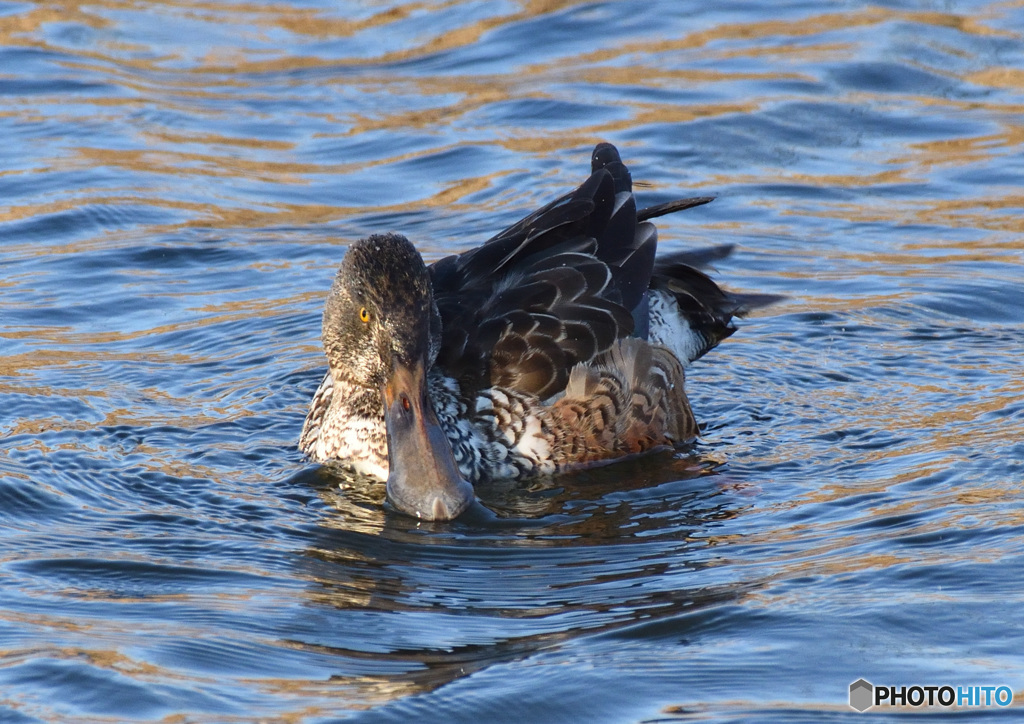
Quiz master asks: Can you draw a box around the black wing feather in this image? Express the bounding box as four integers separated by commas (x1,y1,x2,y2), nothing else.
430,143,717,401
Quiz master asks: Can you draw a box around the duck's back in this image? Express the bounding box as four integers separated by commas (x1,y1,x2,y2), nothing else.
428,143,743,406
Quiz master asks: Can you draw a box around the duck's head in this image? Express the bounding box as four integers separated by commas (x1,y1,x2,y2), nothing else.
322,233,474,521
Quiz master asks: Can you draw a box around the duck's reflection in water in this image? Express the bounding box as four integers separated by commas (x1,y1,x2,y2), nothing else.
279,457,754,705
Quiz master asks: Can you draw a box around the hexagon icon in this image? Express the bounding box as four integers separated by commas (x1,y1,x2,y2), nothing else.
849,679,874,712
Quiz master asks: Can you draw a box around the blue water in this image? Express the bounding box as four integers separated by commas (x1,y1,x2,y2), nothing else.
2,0,1024,721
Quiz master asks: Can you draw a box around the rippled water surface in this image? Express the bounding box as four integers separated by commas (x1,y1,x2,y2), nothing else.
3,0,1024,721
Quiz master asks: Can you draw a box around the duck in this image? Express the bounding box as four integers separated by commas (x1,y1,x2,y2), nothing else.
300,143,773,521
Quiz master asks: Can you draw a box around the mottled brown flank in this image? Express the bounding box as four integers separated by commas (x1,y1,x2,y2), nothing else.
547,339,695,467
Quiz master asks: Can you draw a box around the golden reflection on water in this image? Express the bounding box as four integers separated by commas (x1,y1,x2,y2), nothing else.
0,0,1018,240
969,65,1024,90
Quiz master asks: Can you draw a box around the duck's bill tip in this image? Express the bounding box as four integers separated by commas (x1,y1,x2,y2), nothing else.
382,362,476,521
386,473,475,521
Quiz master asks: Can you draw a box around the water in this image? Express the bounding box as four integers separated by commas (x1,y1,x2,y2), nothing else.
2,0,1023,721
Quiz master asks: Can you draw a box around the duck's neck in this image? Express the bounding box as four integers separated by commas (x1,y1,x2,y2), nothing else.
300,373,390,479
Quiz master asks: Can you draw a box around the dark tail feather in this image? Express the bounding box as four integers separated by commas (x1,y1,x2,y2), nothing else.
637,196,714,221
649,260,783,363
655,244,734,270
654,248,784,317
725,291,786,316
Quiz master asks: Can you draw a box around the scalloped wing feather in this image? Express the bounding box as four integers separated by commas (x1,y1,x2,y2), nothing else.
430,157,648,400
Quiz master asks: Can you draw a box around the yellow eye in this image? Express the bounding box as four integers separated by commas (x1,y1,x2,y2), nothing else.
359,307,371,323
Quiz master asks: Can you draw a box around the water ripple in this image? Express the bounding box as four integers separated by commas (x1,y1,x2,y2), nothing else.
2,0,1024,720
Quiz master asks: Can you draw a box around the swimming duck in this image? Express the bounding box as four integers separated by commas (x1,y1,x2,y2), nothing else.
301,143,771,521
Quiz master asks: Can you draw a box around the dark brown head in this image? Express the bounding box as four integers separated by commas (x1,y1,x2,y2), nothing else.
322,233,440,390
321,233,474,520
